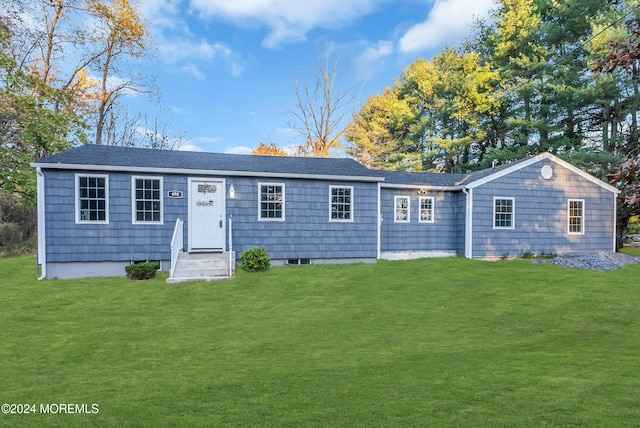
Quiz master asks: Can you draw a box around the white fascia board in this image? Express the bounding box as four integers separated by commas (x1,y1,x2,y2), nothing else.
465,152,620,194
31,162,386,183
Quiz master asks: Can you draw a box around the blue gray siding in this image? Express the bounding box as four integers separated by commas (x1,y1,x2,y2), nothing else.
470,159,616,258
380,188,460,253
227,178,378,260
455,192,467,255
44,170,183,263
43,170,379,265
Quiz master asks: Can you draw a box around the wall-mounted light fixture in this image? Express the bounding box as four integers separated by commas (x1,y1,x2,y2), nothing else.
417,188,428,195
229,184,236,199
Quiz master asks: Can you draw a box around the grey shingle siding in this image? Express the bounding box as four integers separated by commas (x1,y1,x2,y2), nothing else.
44,170,179,263
469,159,615,258
42,169,379,265
228,178,378,260
380,188,459,253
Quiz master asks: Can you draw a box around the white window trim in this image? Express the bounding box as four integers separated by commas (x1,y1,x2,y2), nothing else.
131,175,164,225
568,199,585,235
258,182,285,221
418,196,435,223
329,185,354,223
394,195,410,223
75,173,109,224
493,197,515,230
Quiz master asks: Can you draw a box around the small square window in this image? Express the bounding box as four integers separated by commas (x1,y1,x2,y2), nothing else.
330,186,353,221
259,183,284,220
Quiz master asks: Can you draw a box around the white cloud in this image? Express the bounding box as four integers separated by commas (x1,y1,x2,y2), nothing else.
225,146,254,155
230,62,245,78
399,0,494,53
138,0,184,31
189,0,385,48
178,142,204,151
180,64,207,80
182,136,225,152
158,38,232,64
353,40,393,79
138,0,246,78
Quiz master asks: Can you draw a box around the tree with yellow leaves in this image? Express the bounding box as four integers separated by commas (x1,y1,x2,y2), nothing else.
84,0,147,145
252,143,289,157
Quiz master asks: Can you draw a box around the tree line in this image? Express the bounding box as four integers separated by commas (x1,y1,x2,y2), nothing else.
0,0,184,249
346,0,638,174
343,0,639,245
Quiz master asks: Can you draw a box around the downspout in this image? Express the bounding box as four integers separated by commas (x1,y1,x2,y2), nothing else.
36,167,47,280
376,182,381,260
462,187,473,259
613,193,618,252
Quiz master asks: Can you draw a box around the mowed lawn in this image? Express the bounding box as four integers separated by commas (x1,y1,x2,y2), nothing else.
1,255,640,427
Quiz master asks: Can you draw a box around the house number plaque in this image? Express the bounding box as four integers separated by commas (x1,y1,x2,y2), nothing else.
167,190,183,198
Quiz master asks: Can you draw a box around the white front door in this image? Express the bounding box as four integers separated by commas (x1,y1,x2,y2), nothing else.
189,178,225,251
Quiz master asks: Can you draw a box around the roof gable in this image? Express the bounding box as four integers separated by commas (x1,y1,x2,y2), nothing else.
463,152,619,194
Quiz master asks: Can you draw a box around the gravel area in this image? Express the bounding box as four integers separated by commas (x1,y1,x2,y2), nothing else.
533,251,640,271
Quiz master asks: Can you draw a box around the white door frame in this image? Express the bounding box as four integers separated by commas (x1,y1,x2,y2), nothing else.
188,177,226,252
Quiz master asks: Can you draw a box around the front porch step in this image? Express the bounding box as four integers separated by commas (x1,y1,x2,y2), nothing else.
167,251,235,283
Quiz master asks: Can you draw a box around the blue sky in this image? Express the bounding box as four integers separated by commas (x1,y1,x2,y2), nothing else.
132,0,495,154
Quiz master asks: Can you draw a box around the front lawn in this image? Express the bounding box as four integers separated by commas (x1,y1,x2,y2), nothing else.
1,256,639,427
621,246,640,257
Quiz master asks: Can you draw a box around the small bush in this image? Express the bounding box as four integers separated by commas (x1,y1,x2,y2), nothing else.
626,216,640,235
125,261,160,280
0,223,22,247
240,247,271,272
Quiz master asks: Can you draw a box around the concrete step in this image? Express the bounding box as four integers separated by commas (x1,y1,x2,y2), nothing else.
167,251,235,283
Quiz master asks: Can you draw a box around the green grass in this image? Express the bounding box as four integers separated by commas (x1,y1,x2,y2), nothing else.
1,256,640,427
620,246,640,257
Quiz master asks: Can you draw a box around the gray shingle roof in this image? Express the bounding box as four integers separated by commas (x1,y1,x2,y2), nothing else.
35,144,383,180
33,144,549,188
375,170,469,187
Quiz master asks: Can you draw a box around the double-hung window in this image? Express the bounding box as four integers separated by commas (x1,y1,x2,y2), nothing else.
568,199,584,234
133,176,163,224
330,186,353,221
419,196,434,223
493,197,514,229
395,196,410,222
76,174,109,223
259,183,284,220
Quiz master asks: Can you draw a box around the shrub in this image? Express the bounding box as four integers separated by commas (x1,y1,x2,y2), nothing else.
240,247,271,272
627,216,640,235
125,261,160,280
0,223,22,247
